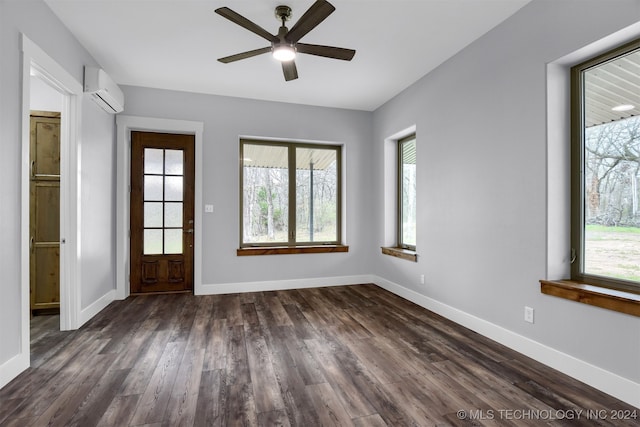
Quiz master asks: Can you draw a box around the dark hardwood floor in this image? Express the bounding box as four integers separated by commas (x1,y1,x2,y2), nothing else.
0,284,636,426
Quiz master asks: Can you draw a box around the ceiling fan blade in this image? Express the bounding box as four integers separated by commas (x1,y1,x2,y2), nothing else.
282,60,298,81
215,7,278,43
218,47,271,63
296,43,355,61
285,0,335,43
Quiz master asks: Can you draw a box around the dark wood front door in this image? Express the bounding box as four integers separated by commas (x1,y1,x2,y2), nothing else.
130,131,195,294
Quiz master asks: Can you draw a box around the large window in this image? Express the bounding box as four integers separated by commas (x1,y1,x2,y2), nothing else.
398,134,417,250
571,39,640,293
240,140,342,248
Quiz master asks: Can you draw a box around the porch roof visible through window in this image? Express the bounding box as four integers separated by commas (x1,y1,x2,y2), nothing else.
584,49,640,127
242,142,336,170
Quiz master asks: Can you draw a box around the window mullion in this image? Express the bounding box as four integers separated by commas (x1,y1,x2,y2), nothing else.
288,144,296,245
398,138,404,248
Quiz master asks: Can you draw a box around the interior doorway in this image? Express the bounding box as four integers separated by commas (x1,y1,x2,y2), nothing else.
29,75,64,334
20,36,83,378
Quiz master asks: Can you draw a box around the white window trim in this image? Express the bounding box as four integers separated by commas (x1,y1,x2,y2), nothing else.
545,22,640,282
116,116,204,297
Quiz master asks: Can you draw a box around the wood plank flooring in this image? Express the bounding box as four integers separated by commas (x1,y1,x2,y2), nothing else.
1,284,637,426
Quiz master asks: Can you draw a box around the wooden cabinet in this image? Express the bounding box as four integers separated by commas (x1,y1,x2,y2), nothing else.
30,111,60,313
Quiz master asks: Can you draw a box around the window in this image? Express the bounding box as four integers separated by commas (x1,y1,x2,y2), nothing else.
571,39,640,293
239,139,343,251
381,133,417,262
398,134,417,250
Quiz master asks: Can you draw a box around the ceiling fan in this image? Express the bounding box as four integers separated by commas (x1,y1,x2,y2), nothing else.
215,0,356,81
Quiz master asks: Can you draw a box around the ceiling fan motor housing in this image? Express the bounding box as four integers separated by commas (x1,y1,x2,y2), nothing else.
275,5,292,22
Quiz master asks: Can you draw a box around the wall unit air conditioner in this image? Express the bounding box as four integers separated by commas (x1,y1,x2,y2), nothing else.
83,67,125,114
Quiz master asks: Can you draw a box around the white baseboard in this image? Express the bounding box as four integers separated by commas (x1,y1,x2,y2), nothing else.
371,275,640,409
0,352,29,390
78,289,117,328
197,274,374,295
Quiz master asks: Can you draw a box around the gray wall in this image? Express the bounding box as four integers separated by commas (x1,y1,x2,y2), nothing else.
372,0,640,383
0,0,116,366
121,86,374,286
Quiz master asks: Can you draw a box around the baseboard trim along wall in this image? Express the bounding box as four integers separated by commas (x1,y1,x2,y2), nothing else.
79,289,117,328
371,275,640,409
198,275,371,295
0,353,29,390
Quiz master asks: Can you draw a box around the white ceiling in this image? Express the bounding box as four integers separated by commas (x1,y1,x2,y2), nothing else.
45,0,530,111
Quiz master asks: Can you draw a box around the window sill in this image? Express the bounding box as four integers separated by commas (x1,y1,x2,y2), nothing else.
237,245,349,256
381,247,418,262
540,280,640,317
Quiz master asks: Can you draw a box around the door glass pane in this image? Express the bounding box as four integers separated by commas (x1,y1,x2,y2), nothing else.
144,176,163,201
144,202,163,228
165,176,183,201
296,147,337,242
144,148,164,174
164,202,183,228
144,229,163,255
164,229,183,254
242,143,289,243
165,149,184,175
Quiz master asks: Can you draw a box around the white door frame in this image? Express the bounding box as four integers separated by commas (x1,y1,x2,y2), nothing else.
20,34,82,348
115,115,203,299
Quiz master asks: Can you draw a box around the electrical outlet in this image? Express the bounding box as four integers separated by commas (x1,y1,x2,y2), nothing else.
524,306,534,323
205,204,214,213
420,274,425,285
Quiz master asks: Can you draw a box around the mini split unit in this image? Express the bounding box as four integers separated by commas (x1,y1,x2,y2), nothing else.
83,67,125,114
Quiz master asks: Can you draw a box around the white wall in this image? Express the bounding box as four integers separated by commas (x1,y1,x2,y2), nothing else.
0,0,116,382
80,99,117,309
372,0,640,399
30,76,63,112
121,86,374,290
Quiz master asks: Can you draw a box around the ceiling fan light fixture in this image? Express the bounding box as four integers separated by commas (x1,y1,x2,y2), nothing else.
273,44,296,62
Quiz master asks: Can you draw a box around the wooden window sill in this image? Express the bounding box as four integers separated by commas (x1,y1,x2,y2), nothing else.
381,247,418,262
237,245,349,256
540,280,640,317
